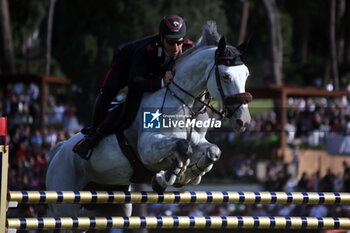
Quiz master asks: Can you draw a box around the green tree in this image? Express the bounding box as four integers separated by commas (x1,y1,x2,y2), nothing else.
9,0,47,57
0,0,16,73
158,0,228,41
52,0,228,123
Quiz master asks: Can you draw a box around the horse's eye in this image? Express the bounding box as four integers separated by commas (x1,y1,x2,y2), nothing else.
223,74,231,81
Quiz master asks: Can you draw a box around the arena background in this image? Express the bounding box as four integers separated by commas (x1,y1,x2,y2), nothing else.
1,1,350,233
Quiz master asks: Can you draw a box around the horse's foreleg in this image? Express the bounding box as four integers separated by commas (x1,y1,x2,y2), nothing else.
139,133,192,192
139,133,192,169
175,143,221,186
151,139,193,192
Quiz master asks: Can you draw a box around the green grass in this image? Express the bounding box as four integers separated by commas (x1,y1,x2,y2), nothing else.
206,99,274,117
248,99,274,117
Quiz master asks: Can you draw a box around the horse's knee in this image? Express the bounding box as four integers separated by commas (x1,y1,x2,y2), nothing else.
175,139,192,158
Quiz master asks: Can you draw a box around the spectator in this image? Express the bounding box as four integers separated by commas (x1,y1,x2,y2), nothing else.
334,173,343,192
343,170,350,192
285,118,296,144
31,129,43,149
309,205,328,217
277,204,296,216
251,204,268,216
320,168,335,192
307,172,320,192
343,161,350,175
297,172,309,191
275,170,287,191
292,145,300,174
64,105,82,132
28,82,39,101
326,81,334,92
285,174,298,192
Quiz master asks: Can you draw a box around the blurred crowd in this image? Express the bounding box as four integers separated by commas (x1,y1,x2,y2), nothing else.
284,97,350,146
1,82,82,132
245,96,350,147
147,160,350,218
1,83,81,219
2,82,350,221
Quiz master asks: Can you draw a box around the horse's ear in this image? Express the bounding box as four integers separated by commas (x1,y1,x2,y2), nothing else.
237,35,252,54
218,36,226,53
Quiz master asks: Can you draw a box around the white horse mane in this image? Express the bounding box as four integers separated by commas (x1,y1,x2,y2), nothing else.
176,21,221,63
196,20,221,47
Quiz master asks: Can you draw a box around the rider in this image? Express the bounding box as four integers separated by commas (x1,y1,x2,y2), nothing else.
74,14,193,159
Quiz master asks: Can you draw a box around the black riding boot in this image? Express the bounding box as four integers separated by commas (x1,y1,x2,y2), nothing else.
74,127,104,159
74,92,111,159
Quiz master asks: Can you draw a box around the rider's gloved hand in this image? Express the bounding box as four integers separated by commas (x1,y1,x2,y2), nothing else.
74,137,93,160
163,70,175,86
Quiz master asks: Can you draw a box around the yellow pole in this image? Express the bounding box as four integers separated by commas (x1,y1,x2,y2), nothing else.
0,117,8,233
7,191,350,205
0,145,9,233
6,216,350,230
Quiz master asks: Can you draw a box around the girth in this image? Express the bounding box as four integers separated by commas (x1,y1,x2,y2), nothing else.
116,132,155,183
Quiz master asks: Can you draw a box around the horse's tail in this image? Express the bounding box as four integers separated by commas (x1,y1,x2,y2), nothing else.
47,141,65,164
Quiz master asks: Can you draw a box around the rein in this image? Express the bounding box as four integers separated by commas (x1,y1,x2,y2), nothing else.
168,81,214,117
165,83,209,141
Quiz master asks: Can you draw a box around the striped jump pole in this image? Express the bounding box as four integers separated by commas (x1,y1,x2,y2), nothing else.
0,117,8,233
6,216,350,230
8,190,350,205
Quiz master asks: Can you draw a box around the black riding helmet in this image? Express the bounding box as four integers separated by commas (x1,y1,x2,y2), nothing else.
159,15,186,39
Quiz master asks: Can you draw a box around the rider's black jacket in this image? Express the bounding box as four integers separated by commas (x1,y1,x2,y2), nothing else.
99,35,193,130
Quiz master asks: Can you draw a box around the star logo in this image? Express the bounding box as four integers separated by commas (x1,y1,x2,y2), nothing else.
150,109,162,122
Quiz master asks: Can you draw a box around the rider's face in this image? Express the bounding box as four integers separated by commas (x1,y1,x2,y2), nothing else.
161,36,184,57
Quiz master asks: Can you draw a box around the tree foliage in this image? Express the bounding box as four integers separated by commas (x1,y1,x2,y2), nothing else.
49,0,229,121
3,0,350,121
9,0,47,54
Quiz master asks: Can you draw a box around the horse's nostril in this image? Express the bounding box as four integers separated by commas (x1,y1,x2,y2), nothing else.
236,119,243,127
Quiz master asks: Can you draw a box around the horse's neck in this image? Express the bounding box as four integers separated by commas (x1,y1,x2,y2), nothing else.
126,48,216,137
170,48,215,105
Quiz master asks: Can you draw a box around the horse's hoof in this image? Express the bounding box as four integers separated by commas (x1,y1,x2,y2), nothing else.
151,177,166,193
191,176,202,185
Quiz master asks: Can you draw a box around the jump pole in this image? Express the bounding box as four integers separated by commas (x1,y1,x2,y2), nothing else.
6,216,350,230
0,117,8,233
8,190,350,205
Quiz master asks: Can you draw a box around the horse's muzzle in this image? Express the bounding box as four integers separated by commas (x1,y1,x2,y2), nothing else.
224,92,253,105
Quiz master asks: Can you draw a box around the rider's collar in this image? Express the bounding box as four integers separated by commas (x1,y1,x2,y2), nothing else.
163,49,182,66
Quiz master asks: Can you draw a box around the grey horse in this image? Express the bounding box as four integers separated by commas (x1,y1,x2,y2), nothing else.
45,21,252,233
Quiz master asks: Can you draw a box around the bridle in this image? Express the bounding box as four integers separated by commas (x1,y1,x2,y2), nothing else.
213,49,253,119
163,47,253,120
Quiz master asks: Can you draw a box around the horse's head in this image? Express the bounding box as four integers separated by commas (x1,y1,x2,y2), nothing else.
206,37,252,133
